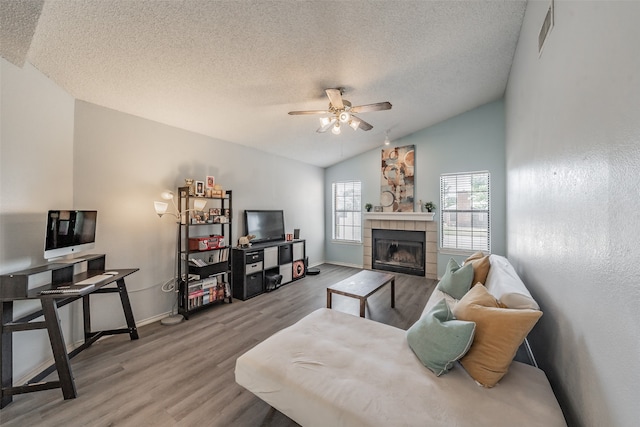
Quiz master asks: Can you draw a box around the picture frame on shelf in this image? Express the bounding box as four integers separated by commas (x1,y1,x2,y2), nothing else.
195,180,205,196
206,176,215,188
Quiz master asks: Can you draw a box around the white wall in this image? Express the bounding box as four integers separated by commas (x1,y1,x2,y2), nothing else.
325,101,506,277
1,59,79,380
505,2,640,426
73,101,325,328
1,60,325,381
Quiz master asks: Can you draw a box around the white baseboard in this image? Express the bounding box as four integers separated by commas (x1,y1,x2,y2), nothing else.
140,311,173,327
15,341,80,387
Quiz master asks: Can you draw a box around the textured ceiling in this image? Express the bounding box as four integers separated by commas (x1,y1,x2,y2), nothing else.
2,0,526,167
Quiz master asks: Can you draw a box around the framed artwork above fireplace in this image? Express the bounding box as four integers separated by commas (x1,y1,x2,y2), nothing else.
381,144,415,212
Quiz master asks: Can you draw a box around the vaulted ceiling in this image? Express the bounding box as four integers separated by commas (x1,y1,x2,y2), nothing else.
1,0,526,167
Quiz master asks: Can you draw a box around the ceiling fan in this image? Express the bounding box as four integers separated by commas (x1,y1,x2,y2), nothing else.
288,88,392,135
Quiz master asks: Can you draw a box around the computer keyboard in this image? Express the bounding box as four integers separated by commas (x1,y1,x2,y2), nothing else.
76,274,115,285
40,284,95,295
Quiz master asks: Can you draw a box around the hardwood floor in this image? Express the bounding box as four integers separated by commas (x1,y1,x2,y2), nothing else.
1,264,436,426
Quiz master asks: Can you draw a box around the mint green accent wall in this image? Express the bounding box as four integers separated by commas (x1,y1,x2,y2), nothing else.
325,101,505,276
324,148,380,267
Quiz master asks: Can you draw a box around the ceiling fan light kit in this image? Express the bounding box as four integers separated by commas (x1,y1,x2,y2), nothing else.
319,117,333,127
289,88,391,135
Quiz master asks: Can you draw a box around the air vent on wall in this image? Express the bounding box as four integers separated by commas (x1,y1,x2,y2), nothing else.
538,0,554,56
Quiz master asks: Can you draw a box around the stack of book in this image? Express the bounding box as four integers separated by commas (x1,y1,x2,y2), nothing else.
189,247,229,269
187,276,228,309
207,247,229,263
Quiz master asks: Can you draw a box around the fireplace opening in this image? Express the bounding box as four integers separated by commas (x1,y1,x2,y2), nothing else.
372,229,425,276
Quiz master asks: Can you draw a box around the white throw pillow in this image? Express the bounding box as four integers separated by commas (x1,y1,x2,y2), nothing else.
484,255,539,310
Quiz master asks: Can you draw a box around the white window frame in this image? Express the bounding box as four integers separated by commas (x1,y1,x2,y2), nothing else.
440,171,491,253
332,181,362,243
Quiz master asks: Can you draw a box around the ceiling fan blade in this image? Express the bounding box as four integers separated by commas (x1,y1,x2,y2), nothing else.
350,102,392,114
325,88,344,110
288,110,331,115
317,117,337,133
350,115,373,131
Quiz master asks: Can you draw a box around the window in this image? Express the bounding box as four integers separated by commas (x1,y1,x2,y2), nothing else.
332,181,362,242
440,171,490,252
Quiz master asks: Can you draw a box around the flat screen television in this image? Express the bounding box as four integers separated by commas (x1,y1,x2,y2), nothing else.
44,210,97,260
244,210,285,244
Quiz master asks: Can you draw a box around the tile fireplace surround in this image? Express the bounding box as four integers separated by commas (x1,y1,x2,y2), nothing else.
363,212,437,279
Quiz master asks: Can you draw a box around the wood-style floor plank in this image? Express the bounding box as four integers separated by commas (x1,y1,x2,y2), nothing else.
0,264,435,426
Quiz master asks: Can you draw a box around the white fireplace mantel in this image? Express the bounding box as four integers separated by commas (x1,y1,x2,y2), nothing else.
363,212,435,221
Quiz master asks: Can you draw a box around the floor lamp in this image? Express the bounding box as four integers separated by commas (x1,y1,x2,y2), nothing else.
154,190,207,325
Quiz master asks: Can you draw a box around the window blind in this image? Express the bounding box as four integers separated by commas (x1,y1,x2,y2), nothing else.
440,171,490,252
332,181,362,243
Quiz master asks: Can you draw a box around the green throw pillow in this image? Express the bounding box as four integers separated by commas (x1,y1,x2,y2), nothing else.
406,299,476,376
436,258,474,299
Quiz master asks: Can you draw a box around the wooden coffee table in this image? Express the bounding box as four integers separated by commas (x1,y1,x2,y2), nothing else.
327,270,395,318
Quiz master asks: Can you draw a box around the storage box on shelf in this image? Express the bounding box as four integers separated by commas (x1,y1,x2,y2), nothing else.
232,239,305,300
177,187,232,318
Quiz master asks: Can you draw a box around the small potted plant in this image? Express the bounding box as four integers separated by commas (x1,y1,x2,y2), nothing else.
424,201,436,212
365,203,373,212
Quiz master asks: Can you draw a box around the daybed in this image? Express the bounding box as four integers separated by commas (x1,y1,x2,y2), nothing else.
235,254,566,426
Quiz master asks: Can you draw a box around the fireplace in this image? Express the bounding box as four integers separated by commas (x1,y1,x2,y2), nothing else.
363,212,437,279
372,229,425,276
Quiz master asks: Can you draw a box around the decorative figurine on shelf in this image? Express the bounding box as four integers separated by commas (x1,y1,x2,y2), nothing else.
185,178,195,195
238,234,256,248
212,184,225,198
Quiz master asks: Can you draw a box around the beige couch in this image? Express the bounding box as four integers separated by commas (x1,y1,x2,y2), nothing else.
235,255,566,426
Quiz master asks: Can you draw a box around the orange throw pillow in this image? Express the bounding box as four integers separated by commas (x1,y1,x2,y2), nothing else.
452,284,542,387
463,251,491,285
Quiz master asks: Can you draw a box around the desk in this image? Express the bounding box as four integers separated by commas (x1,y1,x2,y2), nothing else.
0,267,139,408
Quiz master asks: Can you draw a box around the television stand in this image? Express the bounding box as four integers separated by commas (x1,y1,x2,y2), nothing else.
0,255,139,408
232,239,306,300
